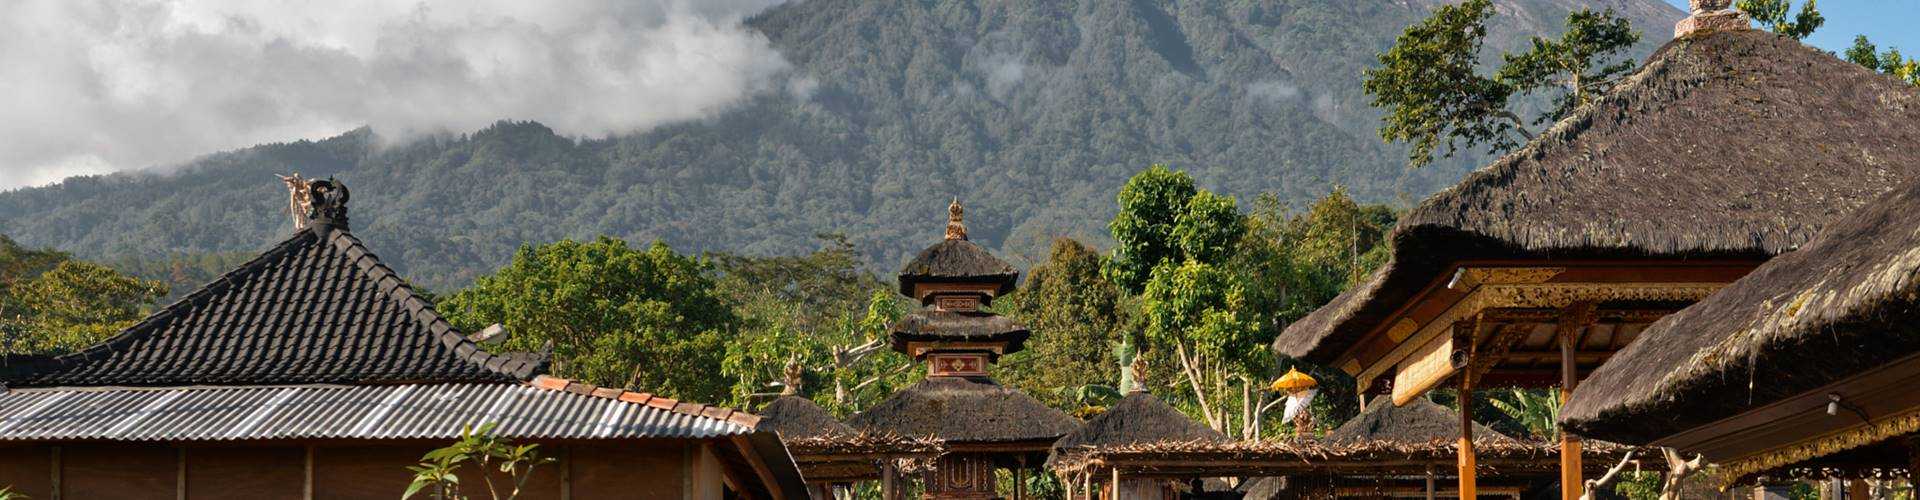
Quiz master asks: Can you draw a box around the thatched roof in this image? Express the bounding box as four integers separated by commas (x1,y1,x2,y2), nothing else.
847,377,1079,443
1052,391,1223,452
757,395,853,439
887,309,1031,354
1562,177,1920,444
896,239,1018,297
1047,439,1640,477
1275,28,1920,362
1326,397,1514,446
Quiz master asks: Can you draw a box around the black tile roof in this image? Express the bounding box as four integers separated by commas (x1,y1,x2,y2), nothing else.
1,226,544,387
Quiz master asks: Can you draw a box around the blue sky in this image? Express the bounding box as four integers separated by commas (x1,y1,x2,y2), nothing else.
1661,0,1920,54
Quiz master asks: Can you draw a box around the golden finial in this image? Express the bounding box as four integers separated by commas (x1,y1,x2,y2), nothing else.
945,197,968,241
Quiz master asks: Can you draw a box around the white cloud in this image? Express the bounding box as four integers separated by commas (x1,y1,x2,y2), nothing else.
0,0,791,190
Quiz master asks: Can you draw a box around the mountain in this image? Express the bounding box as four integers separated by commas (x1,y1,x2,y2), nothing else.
0,0,1681,291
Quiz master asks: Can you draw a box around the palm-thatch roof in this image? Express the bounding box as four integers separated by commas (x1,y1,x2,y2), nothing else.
757,395,853,439
1275,28,1920,362
897,239,1018,297
1052,391,1224,452
1325,398,1514,446
887,309,1032,354
847,377,1079,443
1562,177,1920,444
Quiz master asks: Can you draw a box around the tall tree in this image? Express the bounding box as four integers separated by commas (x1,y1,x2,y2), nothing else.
1736,0,1824,39
0,237,167,356
1365,0,1641,167
1140,260,1265,438
438,237,736,403
999,238,1128,411
1107,165,1201,293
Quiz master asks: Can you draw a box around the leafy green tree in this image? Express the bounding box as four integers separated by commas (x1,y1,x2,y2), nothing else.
999,238,1127,410
1497,9,1641,125
1487,388,1560,440
439,237,735,402
1737,0,1824,39
1845,36,1920,85
1107,166,1200,293
1140,260,1265,438
1174,192,1247,266
1366,0,1641,167
1,238,167,356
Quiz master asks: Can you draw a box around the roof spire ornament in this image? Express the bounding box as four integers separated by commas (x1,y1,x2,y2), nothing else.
780,358,803,396
1676,0,1749,37
276,173,312,231
945,197,968,241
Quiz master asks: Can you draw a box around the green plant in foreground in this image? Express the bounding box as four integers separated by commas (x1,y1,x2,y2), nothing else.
405,422,554,500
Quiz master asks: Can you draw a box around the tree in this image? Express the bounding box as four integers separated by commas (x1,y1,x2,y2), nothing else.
1845,36,1920,86
1365,0,1641,167
438,237,735,403
999,238,1128,411
1,237,167,356
1737,0,1824,39
1140,260,1266,439
1107,165,1200,293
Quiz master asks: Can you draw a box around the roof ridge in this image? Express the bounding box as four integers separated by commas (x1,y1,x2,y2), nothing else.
320,229,546,381
1,230,321,382
528,375,762,429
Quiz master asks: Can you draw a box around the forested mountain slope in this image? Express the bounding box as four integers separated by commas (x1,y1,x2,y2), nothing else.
0,0,1679,290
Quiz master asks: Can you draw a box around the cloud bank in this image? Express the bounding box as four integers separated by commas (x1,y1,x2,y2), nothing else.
0,0,790,189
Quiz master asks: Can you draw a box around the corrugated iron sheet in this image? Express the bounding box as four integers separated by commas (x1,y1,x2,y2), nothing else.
0,383,750,441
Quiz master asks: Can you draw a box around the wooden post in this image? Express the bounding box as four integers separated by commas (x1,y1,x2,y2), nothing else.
1459,368,1478,499
1558,302,1595,500
1425,465,1435,500
1112,468,1121,500
1847,479,1869,499
1560,330,1584,500
880,462,896,500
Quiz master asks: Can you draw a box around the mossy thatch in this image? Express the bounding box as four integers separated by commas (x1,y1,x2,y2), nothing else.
887,309,1031,354
1052,391,1223,451
1325,397,1514,446
1563,177,1920,444
1275,29,1920,362
847,377,1079,443
756,395,853,439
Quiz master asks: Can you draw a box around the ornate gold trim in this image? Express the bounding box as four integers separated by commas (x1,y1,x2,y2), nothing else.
1714,407,1920,486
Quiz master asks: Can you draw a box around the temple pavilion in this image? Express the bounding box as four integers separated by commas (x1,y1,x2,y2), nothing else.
1271,2,1920,497
755,366,943,499
1562,169,1920,488
0,179,805,499
844,200,1081,499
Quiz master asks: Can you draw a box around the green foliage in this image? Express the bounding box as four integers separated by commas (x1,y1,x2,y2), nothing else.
438,237,735,402
1612,471,1661,499
1737,0,1824,39
0,485,26,500
1174,191,1247,266
999,238,1128,410
1,236,167,356
1497,9,1642,125
405,423,554,500
1846,36,1920,85
1142,261,1259,371
1366,0,1643,167
1107,166,1201,293
1486,388,1561,440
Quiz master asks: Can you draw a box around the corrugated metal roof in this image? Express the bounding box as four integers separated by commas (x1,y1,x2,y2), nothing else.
0,383,751,441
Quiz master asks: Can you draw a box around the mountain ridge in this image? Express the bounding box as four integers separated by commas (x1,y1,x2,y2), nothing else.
0,0,1682,290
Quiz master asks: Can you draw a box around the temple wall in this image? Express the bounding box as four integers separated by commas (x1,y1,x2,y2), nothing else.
0,440,722,499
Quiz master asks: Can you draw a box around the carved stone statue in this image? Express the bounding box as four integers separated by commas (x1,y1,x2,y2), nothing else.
276,173,311,230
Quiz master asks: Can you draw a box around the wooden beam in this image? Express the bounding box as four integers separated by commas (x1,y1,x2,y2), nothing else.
1459,332,1478,500
731,436,787,500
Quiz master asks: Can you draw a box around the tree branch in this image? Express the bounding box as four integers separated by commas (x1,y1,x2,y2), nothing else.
1580,450,1635,500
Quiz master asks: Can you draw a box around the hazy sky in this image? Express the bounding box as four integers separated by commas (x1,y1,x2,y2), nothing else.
0,0,790,190
3,1,1916,191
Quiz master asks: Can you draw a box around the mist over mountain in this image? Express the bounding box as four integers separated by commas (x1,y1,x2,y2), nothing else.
0,0,1680,291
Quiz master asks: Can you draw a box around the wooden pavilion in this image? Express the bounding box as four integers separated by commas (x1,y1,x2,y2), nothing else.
846,200,1081,499
1271,4,1920,497
756,387,944,498
0,179,806,499
1048,395,1637,499
1561,174,1920,487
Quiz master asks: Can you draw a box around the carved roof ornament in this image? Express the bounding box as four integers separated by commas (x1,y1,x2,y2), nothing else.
1676,0,1749,37
276,173,312,231
945,197,968,241
306,178,351,231
781,359,804,396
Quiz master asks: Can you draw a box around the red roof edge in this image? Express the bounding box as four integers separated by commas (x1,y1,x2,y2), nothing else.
527,375,762,428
